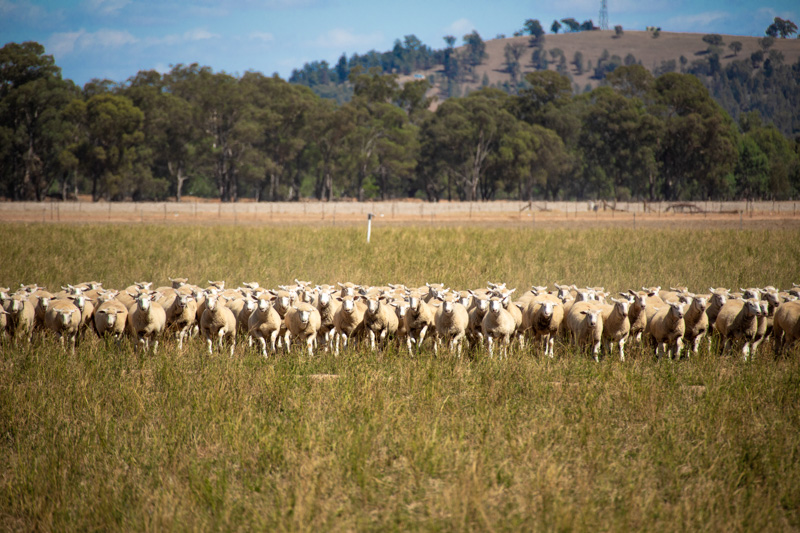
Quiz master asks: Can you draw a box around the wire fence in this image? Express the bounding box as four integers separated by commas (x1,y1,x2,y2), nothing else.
1,199,798,224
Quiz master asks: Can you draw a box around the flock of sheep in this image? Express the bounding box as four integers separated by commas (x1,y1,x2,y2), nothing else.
2,279,799,361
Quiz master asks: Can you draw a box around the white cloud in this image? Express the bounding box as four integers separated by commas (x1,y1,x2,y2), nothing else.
313,28,383,49
83,0,130,16
445,18,475,37
666,11,729,30
46,28,138,57
249,31,275,42
0,0,47,24
147,28,220,46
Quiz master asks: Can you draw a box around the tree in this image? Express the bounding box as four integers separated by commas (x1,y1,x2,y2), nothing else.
652,73,738,200
734,136,769,199
65,93,155,201
702,34,724,47
766,17,798,38
561,18,580,32
551,20,562,34
729,41,742,56
573,51,584,75
462,31,488,68
614,25,624,38
504,42,527,84
580,20,596,31
0,41,79,201
524,19,545,39
759,36,775,50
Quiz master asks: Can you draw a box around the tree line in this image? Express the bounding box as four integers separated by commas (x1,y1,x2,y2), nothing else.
1,41,799,203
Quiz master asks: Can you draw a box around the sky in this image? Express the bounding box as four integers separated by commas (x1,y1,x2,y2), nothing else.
1,0,797,86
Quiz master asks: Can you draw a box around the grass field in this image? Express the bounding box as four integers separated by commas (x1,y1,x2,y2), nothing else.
2,223,800,530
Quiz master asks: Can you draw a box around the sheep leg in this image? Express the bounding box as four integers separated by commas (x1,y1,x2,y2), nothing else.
418,326,428,351
742,341,751,362
369,330,377,352
406,335,414,356
269,330,278,353
618,338,626,362
592,341,601,363
258,336,268,358
306,335,314,357
487,336,494,358
153,339,159,355
547,334,555,358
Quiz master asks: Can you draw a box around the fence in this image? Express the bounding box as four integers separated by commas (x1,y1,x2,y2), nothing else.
0,199,798,224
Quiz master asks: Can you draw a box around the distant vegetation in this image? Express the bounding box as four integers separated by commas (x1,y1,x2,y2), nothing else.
1,16,799,203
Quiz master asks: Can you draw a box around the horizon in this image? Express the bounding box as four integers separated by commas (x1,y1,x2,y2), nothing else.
1,0,798,87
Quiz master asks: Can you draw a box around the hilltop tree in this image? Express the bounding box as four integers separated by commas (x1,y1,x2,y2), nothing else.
766,17,798,38
702,34,724,47
462,31,488,68
551,20,562,34
561,18,580,32
524,19,545,38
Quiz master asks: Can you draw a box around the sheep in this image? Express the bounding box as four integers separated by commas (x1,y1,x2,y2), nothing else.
200,294,237,356
648,301,686,361
7,295,35,343
165,292,198,350
772,301,800,355
389,299,410,342
600,297,630,361
565,302,604,361
68,293,95,342
94,299,128,344
44,299,82,354
127,292,167,354
625,291,648,342
466,296,490,347
315,288,340,352
523,300,564,358
751,301,771,356
248,298,282,357
433,294,469,357
403,293,435,356
706,288,730,331
714,298,763,361
363,295,399,352
168,277,188,289
682,295,709,356
481,297,517,359
284,302,322,356
333,296,366,355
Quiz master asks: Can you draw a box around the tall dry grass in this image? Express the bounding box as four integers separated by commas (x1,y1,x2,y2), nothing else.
1,223,799,530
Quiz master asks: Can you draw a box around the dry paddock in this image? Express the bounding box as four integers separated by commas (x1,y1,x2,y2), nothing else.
1,199,800,229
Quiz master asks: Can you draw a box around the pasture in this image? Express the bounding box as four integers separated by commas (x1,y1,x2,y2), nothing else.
1,223,799,530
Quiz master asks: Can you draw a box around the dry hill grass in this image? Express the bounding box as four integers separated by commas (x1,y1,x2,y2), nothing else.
405,30,800,102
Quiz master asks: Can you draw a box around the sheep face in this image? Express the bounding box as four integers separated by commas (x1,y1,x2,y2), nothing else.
668,301,686,319
580,309,601,327
540,302,554,318
10,298,24,312
475,298,489,313
57,309,75,327
366,298,380,315
257,299,271,312
318,291,331,306
104,310,118,326
408,296,420,312
489,299,504,315
205,296,219,312
71,294,87,310
692,296,708,313
341,298,355,313
710,292,727,308
136,295,152,312
442,300,454,315
744,299,762,318
610,298,629,317
244,298,257,313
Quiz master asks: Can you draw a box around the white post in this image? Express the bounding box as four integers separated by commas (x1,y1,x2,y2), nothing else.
367,213,373,243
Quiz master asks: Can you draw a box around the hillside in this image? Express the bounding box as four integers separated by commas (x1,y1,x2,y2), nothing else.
402,30,800,103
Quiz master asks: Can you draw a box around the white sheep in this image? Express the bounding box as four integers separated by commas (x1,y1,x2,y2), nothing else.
647,301,686,361
284,302,322,356
127,292,167,354
772,300,800,355
466,294,490,347
200,294,237,356
333,296,366,356
94,299,128,344
600,297,630,361
625,291,648,342
706,288,729,331
433,294,469,357
248,298,282,357
522,300,564,358
314,288,340,352
565,302,604,361
715,298,763,361
363,295,399,352
403,293,435,356
44,299,82,354
7,295,35,343
682,295,709,356
482,297,517,359
165,292,198,350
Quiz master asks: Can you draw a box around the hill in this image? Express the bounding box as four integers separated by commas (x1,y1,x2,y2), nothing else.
398,30,800,105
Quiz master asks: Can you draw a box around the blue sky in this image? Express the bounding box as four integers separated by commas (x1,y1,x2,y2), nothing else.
1,0,797,86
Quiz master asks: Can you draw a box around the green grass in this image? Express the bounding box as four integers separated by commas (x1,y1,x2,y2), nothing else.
1,223,799,530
